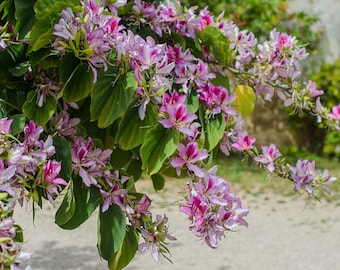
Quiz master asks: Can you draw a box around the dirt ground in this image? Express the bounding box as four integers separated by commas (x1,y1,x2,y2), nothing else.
14,181,340,270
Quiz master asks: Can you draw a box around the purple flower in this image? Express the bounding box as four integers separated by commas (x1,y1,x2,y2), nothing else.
71,137,112,187
160,93,198,137
231,133,256,151
304,80,324,98
42,160,68,205
328,104,340,120
180,167,248,248
254,144,282,172
100,183,128,212
171,141,208,177
0,117,13,134
289,160,318,193
198,83,236,116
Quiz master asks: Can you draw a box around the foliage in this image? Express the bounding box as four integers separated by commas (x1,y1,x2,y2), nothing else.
0,0,339,269
182,0,321,50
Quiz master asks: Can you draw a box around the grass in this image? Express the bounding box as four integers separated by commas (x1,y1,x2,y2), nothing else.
214,154,340,202
137,153,340,205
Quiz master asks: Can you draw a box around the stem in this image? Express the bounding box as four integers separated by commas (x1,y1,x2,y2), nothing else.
0,98,21,112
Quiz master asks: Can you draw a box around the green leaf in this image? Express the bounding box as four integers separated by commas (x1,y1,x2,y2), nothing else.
126,159,143,181
29,16,54,51
59,55,94,102
9,61,30,77
108,226,139,270
116,103,158,150
90,70,116,121
14,0,35,38
197,26,231,67
110,147,132,169
53,136,72,181
151,173,165,191
232,85,256,118
210,73,230,90
8,114,25,136
13,225,24,243
55,181,76,227
98,204,126,261
186,90,199,113
22,91,57,125
140,124,180,175
55,176,100,230
203,113,226,151
92,72,137,128
34,0,79,18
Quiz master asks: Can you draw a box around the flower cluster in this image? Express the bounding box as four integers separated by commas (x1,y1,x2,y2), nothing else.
180,167,248,248
0,117,69,269
1,119,67,206
289,160,336,195
0,192,31,270
126,194,176,262
71,137,113,188
53,0,124,81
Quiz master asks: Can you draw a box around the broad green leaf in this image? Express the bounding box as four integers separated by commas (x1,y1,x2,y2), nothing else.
8,114,25,135
186,90,199,113
116,103,158,150
30,0,80,50
140,124,180,175
94,72,137,128
204,113,226,151
90,70,117,121
55,181,76,226
2,43,26,66
197,26,231,67
29,16,54,51
22,91,56,125
211,73,230,90
110,147,132,169
34,0,79,18
59,55,94,102
98,204,126,261
13,225,24,243
30,48,59,69
55,176,100,230
126,159,143,181
53,136,72,181
14,0,35,38
151,173,165,191
9,61,30,77
108,226,139,270
232,85,256,118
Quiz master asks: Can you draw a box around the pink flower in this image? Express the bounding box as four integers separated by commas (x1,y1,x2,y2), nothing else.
100,184,128,212
43,160,67,186
304,80,324,98
180,167,248,248
171,142,208,177
42,160,67,205
231,133,256,151
289,160,318,193
160,93,198,137
198,83,236,116
328,104,340,120
254,144,281,172
0,118,13,134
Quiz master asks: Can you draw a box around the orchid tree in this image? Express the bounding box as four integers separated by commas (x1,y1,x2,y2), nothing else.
0,0,339,269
